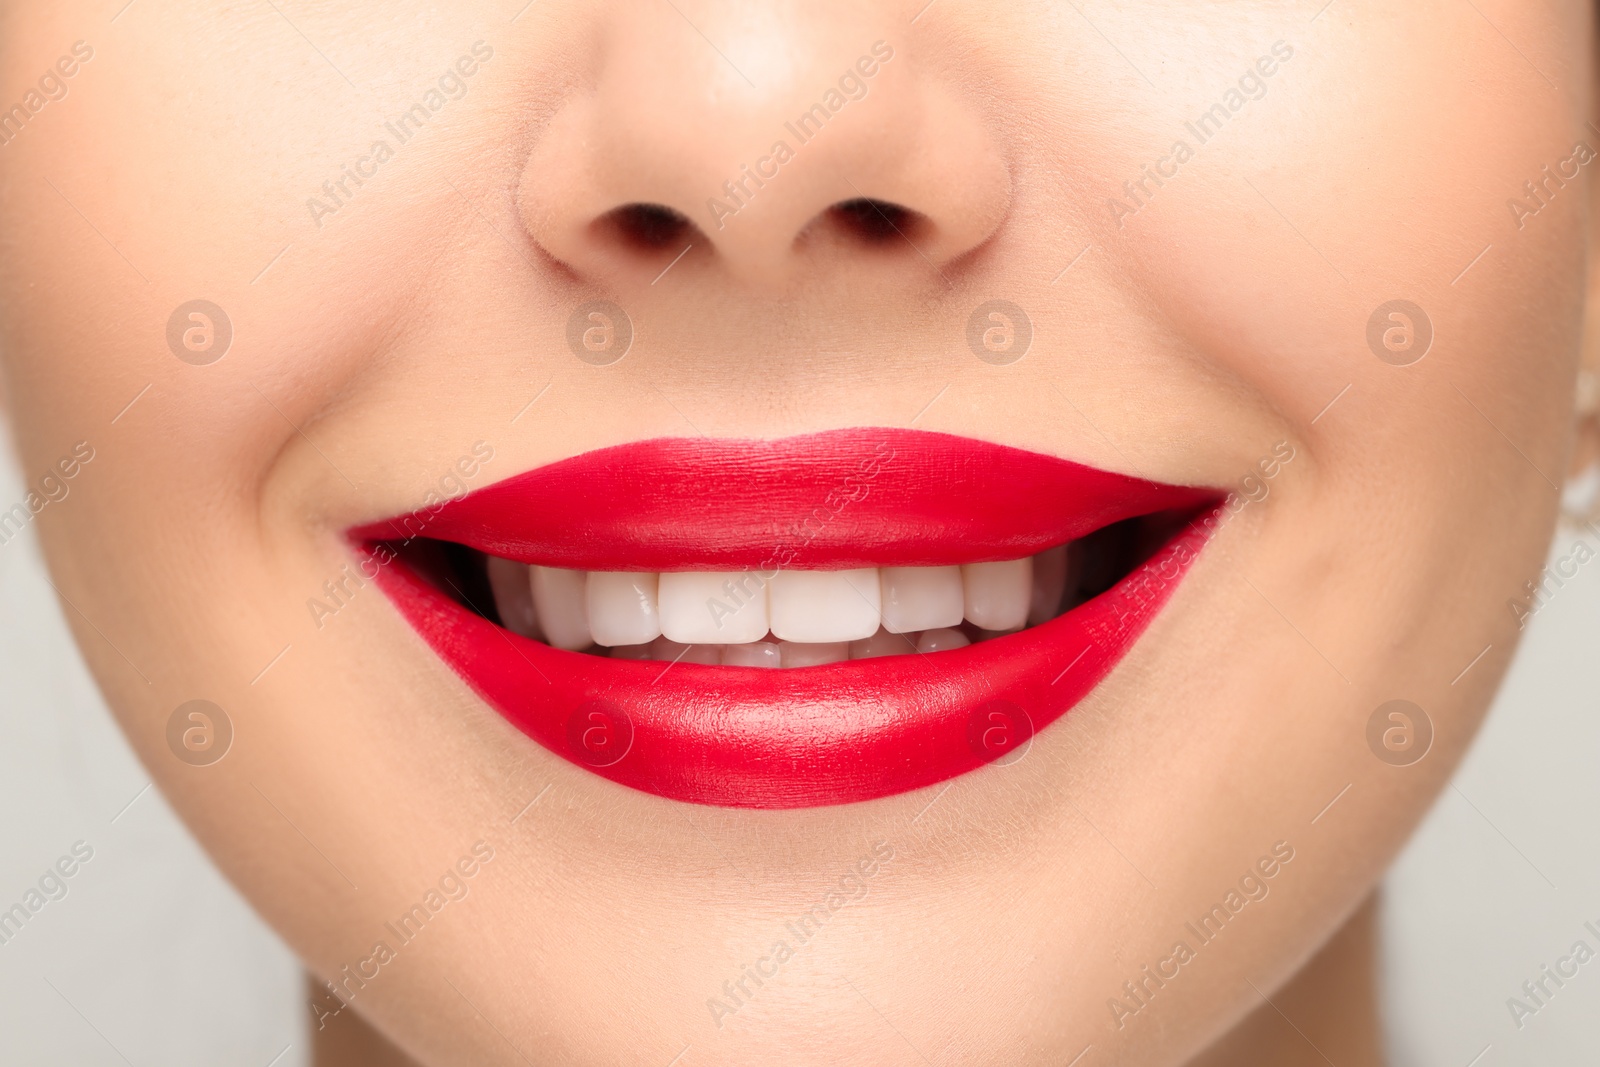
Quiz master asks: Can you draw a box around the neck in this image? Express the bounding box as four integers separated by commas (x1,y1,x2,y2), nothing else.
310,988,420,1067
1188,893,1384,1066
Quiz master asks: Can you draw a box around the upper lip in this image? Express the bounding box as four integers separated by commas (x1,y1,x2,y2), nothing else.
353,428,1222,809
350,428,1217,570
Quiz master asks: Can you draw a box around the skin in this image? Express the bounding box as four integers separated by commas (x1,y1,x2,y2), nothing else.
1,1,1595,1063
313,896,1384,1066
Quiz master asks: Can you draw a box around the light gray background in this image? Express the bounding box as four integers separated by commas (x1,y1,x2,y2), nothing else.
0,437,1595,1066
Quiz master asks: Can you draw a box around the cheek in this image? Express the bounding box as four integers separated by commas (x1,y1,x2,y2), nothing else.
1109,14,1581,473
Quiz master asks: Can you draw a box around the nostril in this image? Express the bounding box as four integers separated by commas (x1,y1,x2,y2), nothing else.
596,203,696,251
828,198,922,245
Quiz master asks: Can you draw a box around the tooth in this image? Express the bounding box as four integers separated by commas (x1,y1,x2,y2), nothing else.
1027,546,1068,626
849,629,917,659
647,636,722,665
962,558,1032,631
586,571,662,647
768,568,881,643
658,571,770,644
879,566,964,634
916,628,970,653
486,556,541,639
722,642,781,668
780,641,850,667
531,567,592,650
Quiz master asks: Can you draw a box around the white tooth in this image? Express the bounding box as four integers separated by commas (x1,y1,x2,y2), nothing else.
722,642,781,668
780,641,850,667
849,629,917,659
962,558,1032,631
486,556,541,639
531,567,592,650
1027,545,1068,626
916,628,970,653
658,572,770,644
879,566,964,634
647,636,722,665
586,571,662,647
768,568,881,643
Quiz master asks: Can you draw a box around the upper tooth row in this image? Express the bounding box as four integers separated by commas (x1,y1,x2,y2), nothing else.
487,549,1072,651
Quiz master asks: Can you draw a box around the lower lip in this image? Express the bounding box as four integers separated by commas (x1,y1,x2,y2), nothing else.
364,516,1213,809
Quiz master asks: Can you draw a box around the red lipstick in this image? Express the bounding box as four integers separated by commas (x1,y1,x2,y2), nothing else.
354,429,1219,808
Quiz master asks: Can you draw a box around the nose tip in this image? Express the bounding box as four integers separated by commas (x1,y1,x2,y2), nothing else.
519,8,1011,288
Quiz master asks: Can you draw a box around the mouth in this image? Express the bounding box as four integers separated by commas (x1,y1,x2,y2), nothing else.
352,428,1221,809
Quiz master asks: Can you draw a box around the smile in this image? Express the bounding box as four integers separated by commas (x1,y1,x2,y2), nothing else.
352,428,1221,808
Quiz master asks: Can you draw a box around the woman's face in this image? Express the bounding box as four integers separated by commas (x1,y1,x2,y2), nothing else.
1,1,1591,1063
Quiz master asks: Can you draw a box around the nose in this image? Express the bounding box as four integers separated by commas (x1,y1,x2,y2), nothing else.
520,2,1011,288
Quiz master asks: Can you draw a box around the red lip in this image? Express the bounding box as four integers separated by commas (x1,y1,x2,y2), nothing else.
355,429,1219,808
